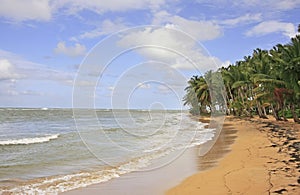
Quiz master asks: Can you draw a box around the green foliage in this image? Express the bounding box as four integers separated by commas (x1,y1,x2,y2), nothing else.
183,29,300,122
279,109,300,118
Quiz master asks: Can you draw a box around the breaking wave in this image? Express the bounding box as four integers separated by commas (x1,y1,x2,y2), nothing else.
0,134,59,146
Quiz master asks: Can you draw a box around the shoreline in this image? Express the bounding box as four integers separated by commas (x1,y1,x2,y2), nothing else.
167,116,300,194
62,116,236,195
3,115,299,194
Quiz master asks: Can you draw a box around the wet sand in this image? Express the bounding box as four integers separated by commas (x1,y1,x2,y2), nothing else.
62,116,236,195
167,116,300,195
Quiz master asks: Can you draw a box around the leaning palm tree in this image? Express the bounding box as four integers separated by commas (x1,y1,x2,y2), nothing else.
220,66,235,115
279,35,300,122
183,75,212,115
184,24,300,122
250,48,287,119
196,76,211,113
183,76,201,115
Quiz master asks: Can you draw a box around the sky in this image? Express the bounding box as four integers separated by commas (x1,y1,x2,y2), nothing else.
0,0,299,109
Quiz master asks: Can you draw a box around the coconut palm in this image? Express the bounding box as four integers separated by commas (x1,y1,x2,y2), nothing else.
277,35,300,122
184,26,300,122
183,75,211,115
183,76,201,115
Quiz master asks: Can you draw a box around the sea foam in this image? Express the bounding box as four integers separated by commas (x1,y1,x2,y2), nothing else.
0,134,59,146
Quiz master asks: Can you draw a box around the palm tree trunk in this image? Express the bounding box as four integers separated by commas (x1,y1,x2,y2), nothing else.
232,107,237,116
291,104,300,123
281,107,288,121
256,102,263,117
270,104,281,121
224,92,231,115
257,102,268,118
262,106,268,118
227,86,234,102
227,87,234,115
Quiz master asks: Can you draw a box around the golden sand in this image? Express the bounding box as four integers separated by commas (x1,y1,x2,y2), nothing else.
167,116,300,195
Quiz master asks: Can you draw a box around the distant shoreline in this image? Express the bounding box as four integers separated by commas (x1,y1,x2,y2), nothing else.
0,107,187,111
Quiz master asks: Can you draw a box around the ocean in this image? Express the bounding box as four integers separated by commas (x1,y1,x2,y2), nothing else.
0,108,214,194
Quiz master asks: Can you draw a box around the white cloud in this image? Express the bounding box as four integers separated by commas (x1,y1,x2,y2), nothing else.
221,60,231,67
51,0,167,16
0,0,168,22
196,0,300,11
0,88,46,97
274,0,300,10
117,27,192,67
54,42,86,57
0,0,51,22
21,90,45,96
152,11,222,41
75,19,129,40
107,86,115,91
242,0,300,11
118,27,183,56
6,89,19,96
221,13,262,26
170,16,222,41
172,55,222,70
117,26,222,71
246,21,297,38
0,59,21,80
0,49,74,83
74,9,220,41
157,85,172,94
137,82,151,89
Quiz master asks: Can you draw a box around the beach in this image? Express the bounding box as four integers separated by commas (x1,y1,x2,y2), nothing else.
1,111,300,194
167,116,300,195
64,116,300,195
62,115,235,195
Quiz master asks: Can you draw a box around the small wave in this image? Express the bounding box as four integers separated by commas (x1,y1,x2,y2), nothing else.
0,134,59,146
0,156,151,194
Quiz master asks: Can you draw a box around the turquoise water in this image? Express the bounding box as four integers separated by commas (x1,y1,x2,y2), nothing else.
0,108,214,194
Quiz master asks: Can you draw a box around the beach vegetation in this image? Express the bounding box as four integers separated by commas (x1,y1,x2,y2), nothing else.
184,29,300,123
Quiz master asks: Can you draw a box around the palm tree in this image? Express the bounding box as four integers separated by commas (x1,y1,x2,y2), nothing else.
220,66,235,115
278,35,300,122
183,75,211,115
195,75,211,113
184,25,300,122
183,76,201,115
250,48,288,119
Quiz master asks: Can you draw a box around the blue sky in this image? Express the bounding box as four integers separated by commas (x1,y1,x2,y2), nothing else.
0,0,299,109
